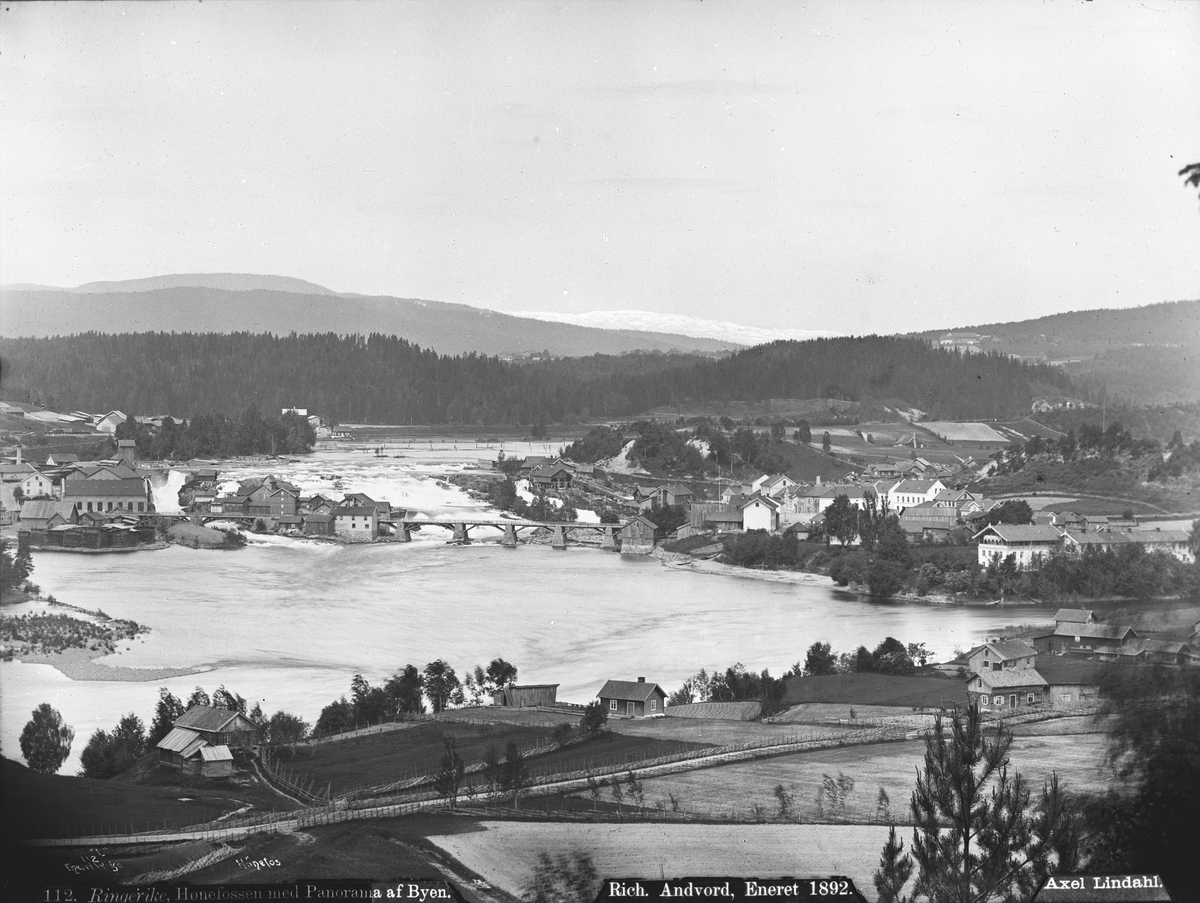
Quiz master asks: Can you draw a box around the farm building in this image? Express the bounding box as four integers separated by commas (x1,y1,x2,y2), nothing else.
174,705,260,749
1033,656,1109,708
491,684,559,707
620,515,658,553
597,677,667,718
965,639,1037,676
156,728,236,778
1030,622,1139,657
18,499,79,531
969,668,1048,712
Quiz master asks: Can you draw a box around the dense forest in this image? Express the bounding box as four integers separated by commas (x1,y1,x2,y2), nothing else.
0,332,1081,425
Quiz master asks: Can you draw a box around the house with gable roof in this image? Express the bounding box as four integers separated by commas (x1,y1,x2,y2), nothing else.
887,479,948,511
597,677,668,718
969,668,1049,712
974,524,1064,569
965,638,1037,676
156,704,259,777
740,494,781,532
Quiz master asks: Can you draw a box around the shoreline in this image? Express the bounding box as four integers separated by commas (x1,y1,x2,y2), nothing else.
10,645,207,682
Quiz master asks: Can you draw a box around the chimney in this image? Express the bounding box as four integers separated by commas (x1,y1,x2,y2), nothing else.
637,676,645,683
815,475,822,485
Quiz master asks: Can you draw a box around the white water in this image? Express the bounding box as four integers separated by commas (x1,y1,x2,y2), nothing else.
2,445,1043,774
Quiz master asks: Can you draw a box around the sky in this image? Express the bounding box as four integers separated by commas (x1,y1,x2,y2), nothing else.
2,0,1198,336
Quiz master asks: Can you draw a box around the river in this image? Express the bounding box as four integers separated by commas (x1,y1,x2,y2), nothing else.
2,443,1049,773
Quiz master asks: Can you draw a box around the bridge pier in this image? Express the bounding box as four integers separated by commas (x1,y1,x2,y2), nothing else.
551,525,568,550
501,525,518,547
452,523,470,544
600,526,617,550
396,523,411,543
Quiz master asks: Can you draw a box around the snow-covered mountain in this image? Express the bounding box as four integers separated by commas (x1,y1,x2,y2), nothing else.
510,309,836,347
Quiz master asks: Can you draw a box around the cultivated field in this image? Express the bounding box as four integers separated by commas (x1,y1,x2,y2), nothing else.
777,703,939,731
427,822,892,900
665,701,761,721
612,716,851,747
783,673,970,709
617,733,1114,824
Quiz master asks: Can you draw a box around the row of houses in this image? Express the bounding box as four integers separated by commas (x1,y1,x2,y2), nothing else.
5,442,154,522
974,523,1194,568
203,477,400,542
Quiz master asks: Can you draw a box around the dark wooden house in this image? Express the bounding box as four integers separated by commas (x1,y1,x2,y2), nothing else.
597,677,667,718
156,705,258,778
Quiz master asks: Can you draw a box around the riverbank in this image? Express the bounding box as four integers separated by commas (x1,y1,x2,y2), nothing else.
13,645,205,682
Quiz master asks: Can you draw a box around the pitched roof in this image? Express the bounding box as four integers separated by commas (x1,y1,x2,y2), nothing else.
62,479,147,497
974,524,1063,543
985,639,1037,660
739,494,781,510
305,513,334,523
892,479,942,493
1052,623,1137,641
19,500,77,521
333,506,377,516
597,679,667,702
156,726,206,756
174,704,245,733
623,514,658,530
977,668,1048,689
1053,608,1094,624
199,744,234,762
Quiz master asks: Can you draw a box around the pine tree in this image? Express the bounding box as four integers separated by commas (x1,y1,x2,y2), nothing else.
874,825,913,903
906,704,1079,903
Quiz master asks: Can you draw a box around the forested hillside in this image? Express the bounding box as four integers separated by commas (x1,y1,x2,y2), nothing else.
0,332,1082,425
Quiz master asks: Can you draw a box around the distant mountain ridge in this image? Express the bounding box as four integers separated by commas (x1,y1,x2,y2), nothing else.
0,274,738,357
510,309,836,346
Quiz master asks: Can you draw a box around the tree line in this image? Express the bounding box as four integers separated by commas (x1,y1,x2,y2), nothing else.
0,331,1083,426
115,408,316,459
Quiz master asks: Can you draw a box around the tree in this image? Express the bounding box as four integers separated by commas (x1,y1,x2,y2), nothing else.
823,495,858,547
874,825,914,903
265,711,310,746
79,714,145,779
1181,162,1200,203
867,559,907,599
501,741,531,808
481,743,503,797
186,687,211,708
19,703,74,774
314,696,353,736
148,687,185,747
822,431,832,454
385,664,425,714
1077,665,1200,897
434,736,466,808
774,783,795,819
423,659,462,713
211,685,246,713
624,770,645,809
795,420,812,444
523,850,600,903
905,704,1079,903
579,699,608,735
486,657,518,691
804,641,837,676
0,534,34,592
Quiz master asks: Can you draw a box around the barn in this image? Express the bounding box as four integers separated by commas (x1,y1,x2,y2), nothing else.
491,684,559,707
155,705,259,778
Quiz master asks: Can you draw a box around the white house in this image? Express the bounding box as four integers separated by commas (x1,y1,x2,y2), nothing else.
740,495,781,532
94,411,128,434
887,479,948,511
974,524,1064,569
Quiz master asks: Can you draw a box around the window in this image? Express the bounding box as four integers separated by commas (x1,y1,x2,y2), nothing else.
1027,694,1036,705
650,699,656,711
993,696,1003,705
138,502,145,512
980,696,988,707
609,699,617,711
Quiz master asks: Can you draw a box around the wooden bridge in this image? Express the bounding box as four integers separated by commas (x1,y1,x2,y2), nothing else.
395,517,620,549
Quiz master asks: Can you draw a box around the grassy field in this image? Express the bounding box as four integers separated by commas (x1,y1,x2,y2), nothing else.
427,821,892,900
621,732,1115,824
664,701,761,721
782,673,970,709
285,723,715,797
1,755,298,840
610,716,844,747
